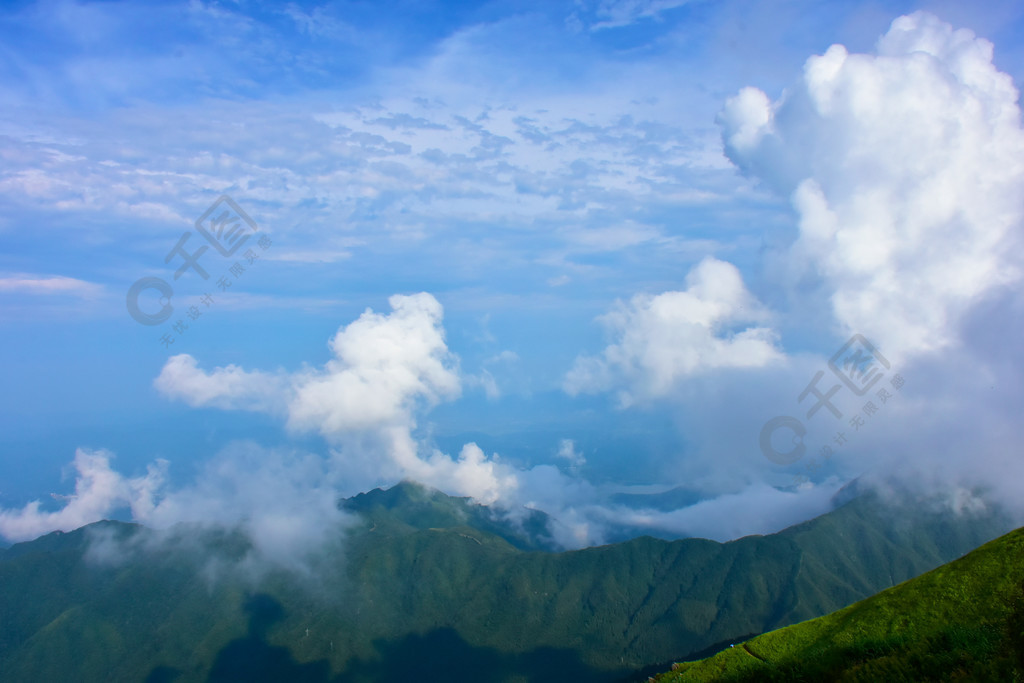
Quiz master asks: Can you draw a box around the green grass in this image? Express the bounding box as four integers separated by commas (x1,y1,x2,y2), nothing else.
653,527,1024,682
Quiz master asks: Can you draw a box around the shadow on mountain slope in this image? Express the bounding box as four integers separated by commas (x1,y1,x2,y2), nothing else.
145,666,183,683
187,593,613,683
336,626,616,683
205,593,333,683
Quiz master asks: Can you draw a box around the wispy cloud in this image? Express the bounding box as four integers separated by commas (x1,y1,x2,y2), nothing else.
0,449,147,542
0,274,102,298
571,0,700,31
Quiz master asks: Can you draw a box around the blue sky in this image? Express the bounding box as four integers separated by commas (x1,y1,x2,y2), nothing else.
2,0,1024,551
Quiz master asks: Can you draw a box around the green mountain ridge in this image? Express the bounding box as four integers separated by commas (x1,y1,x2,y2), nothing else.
653,524,1024,681
0,482,1014,682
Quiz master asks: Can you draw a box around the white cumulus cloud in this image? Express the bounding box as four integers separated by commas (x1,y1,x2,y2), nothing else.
152,293,531,511
720,11,1024,361
286,292,461,436
564,256,783,405
154,355,288,413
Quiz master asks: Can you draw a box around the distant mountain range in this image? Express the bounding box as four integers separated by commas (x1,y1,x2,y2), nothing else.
653,523,1024,681
0,481,1014,682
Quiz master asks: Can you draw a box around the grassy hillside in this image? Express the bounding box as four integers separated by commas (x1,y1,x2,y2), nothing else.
0,483,1013,682
653,526,1024,682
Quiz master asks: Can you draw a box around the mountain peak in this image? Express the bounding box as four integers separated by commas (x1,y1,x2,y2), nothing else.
340,480,553,551
341,479,462,517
